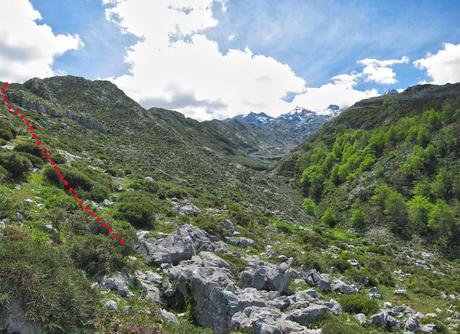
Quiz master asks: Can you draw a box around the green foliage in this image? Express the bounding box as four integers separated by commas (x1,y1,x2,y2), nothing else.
303,197,318,216
321,209,337,227
338,294,380,315
0,231,98,333
0,151,33,179
0,118,16,141
115,192,156,229
350,205,365,228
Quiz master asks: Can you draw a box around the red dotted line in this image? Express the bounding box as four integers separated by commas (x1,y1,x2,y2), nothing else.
1,82,124,245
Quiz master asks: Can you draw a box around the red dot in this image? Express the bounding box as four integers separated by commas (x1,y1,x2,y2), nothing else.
4,82,9,87
7,104,12,110
90,211,95,217
63,181,69,186
0,88,5,94
84,205,90,211
119,239,125,245
19,114,25,120
28,126,34,132
2,97,7,102
79,200,83,206
14,109,19,115
25,120,30,125
102,223,107,228
51,161,56,166
96,217,101,222
68,187,74,193
73,194,78,199
113,233,119,239
32,133,38,139
36,141,41,146
59,174,64,180
45,153,51,159
54,167,59,173
41,147,46,153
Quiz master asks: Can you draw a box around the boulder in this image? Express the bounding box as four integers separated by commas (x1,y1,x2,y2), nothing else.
355,313,367,325
240,256,297,294
160,309,179,325
286,304,329,325
369,311,400,330
405,315,421,331
100,272,134,297
134,270,163,304
231,306,308,334
104,300,118,310
136,224,217,264
173,200,201,216
220,219,235,233
225,237,254,248
332,279,358,294
368,286,381,299
22,198,34,206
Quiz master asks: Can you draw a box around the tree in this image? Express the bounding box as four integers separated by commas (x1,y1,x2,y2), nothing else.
351,206,365,228
321,209,337,227
407,195,432,234
303,197,318,217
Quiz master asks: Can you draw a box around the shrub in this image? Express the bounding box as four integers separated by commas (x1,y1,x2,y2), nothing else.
321,209,337,227
303,197,318,216
14,142,44,158
115,193,156,229
321,320,365,334
0,232,98,333
338,294,379,315
0,119,16,141
0,152,32,179
350,206,365,228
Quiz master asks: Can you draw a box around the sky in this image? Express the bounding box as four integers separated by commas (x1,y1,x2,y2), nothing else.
1,0,460,120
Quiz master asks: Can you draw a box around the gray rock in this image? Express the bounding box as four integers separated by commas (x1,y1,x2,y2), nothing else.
265,245,276,258
137,230,150,240
104,300,118,310
405,315,421,331
226,237,254,248
394,288,408,295
240,256,297,294
369,311,400,329
368,286,381,299
22,198,34,206
136,224,217,264
41,224,58,233
173,201,201,216
0,218,6,229
355,313,367,325
421,323,436,333
348,259,360,268
318,274,332,292
305,269,321,286
103,199,114,206
220,219,235,233
100,272,134,297
160,309,179,325
286,304,329,325
323,299,342,315
135,270,163,304
232,306,308,334
0,298,44,334
144,176,154,181
332,279,358,294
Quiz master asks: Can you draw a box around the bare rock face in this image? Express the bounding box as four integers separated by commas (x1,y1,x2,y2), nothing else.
100,272,134,297
136,224,218,264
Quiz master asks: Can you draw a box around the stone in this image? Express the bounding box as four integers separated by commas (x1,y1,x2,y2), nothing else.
144,176,154,181
332,279,358,294
100,272,134,297
219,219,235,233
134,271,163,304
103,199,114,206
347,259,360,268
104,300,118,310
0,218,6,229
355,313,367,325
421,323,436,333
160,309,179,325
232,306,307,334
136,224,217,264
368,286,381,299
22,198,34,206
369,311,400,329
265,245,276,258
323,299,342,315
240,256,297,294
225,237,254,248
318,274,332,292
41,224,58,233
137,230,150,240
286,304,329,325
305,269,321,286
173,200,201,216
405,315,421,331
394,288,408,295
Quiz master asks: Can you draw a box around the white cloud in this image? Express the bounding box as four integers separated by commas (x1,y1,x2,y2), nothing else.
291,72,378,113
358,56,409,84
105,0,381,120
0,0,82,83
414,43,460,84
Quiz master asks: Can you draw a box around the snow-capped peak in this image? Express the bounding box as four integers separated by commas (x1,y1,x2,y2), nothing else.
323,104,341,116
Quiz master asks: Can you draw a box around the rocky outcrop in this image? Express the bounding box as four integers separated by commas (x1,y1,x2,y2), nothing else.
240,256,298,294
100,272,134,297
136,224,219,264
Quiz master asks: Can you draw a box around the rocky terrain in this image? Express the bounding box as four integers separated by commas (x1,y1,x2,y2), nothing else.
0,77,459,334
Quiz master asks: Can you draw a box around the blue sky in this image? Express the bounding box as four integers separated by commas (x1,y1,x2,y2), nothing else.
3,0,460,119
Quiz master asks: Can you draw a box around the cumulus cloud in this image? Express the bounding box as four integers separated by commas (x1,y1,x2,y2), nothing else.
0,0,82,83
358,56,409,84
414,43,460,84
104,0,380,120
291,72,378,113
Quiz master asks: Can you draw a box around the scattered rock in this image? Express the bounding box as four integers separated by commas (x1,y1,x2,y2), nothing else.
219,219,235,233
103,199,114,206
405,315,421,331
368,286,381,299
136,224,218,264
355,313,367,325
172,200,201,216
100,272,134,297
286,304,329,325
135,271,163,304
225,237,254,248
41,224,58,233
369,311,400,330
265,245,276,258
22,198,34,206
104,300,118,310
332,279,358,294
394,288,408,295
160,309,179,325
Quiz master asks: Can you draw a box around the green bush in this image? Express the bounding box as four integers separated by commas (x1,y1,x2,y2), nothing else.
115,193,156,229
321,319,366,334
0,151,32,179
321,209,337,227
14,142,44,158
0,119,16,141
0,231,98,333
350,206,365,228
338,294,379,315
303,197,318,216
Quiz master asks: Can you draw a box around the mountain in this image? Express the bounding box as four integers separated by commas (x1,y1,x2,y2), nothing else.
1,76,459,334
276,83,460,258
216,106,340,166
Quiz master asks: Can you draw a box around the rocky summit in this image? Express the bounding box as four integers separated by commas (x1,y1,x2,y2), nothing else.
0,77,459,334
